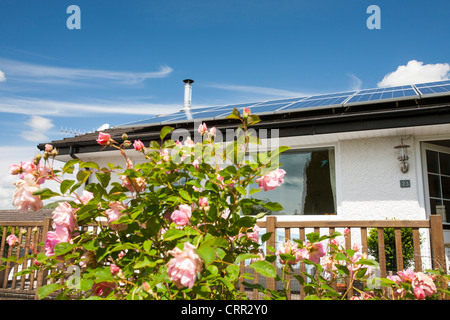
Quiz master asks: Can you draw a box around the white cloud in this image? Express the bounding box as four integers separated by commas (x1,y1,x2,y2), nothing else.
0,58,173,85
0,97,185,117
378,60,450,87
348,73,362,91
21,115,54,142
0,70,5,82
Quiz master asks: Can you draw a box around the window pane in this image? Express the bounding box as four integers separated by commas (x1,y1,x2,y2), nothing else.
429,198,442,215
442,176,450,199
426,150,439,174
251,148,336,215
440,152,450,176
428,174,441,198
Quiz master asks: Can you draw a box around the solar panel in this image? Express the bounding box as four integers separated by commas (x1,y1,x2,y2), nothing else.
279,92,355,112
117,79,450,128
345,85,419,105
414,80,450,97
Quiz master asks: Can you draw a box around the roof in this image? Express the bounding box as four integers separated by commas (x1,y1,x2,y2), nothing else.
0,209,53,222
38,79,450,156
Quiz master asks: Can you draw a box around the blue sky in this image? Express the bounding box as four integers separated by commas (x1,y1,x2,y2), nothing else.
0,0,449,208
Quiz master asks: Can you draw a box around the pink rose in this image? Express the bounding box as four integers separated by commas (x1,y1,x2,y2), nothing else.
414,286,426,300
12,175,43,213
44,226,71,256
110,263,121,275
52,202,77,232
120,175,146,193
277,240,301,265
306,242,326,264
256,168,286,191
133,140,145,151
412,272,436,298
96,132,111,146
243,107,251,115
344,227,350,236
45,144,53,152
197,123,207,135
209,127,216,135
199,197,209,208
170,204,192,226
6,234,19,246
105,202,128,231
9,164,21,175
75,190,94,205
167,242,202,289
91,281,117,297
398,268,416,282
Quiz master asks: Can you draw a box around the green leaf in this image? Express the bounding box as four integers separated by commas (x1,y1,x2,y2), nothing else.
160,126,174,140
95,171,111,188
237,216,255,228
178,189,192,202
32,188,61,200
60,180,75,195
235,253,261,263
76,170,91,184
79,161,100,170
225,107,241,120
236,186,247,196
261,232,273,243
355,259,379,269
54,242,77,256
196,246,215,266
62,159,80,174
163,228,186,241
247,114,261,126
143,240,152,252
249,260,276,278
37,283,65,299
306,232,320,243
225,264,240,282
262,202,284,211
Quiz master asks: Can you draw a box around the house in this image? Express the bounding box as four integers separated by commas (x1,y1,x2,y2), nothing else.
37,79,450,259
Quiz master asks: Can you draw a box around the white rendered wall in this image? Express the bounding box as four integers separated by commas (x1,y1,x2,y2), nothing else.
338,135,425,221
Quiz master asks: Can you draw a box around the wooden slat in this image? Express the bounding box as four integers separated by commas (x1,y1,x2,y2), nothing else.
265,217,276,292
394,228,403,272
377,228,386,279
299,227,306,300
284,228,291,300
360,227,368,255
412,228,422,272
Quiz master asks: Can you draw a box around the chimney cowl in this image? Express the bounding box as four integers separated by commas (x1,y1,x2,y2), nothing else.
183,79,194,110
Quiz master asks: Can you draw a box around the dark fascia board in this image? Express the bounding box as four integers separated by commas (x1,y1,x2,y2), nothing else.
37,96,450,156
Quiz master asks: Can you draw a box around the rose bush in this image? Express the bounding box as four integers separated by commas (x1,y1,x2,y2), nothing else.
7,108,292,300
5,107,450,300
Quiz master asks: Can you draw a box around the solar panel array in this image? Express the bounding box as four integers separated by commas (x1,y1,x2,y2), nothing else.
119,79,450,128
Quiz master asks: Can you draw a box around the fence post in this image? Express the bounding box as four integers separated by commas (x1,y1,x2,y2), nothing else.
429,215,446,271
265,216,277,292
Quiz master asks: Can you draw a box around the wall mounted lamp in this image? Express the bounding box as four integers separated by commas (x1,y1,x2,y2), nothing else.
394,138,410,174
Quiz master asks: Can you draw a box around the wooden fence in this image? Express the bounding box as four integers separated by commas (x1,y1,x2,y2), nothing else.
0,218,52,299
240,215,447,300
0,215,446,299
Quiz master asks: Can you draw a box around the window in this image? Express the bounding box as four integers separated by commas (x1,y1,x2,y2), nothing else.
423,144,450,223
251,148,336,215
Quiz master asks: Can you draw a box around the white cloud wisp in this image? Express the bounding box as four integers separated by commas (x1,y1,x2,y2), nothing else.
0,58,173,85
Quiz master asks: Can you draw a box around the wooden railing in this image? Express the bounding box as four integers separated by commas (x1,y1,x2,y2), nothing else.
0,215,446,299
239,215,447,300
0,218,52,299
